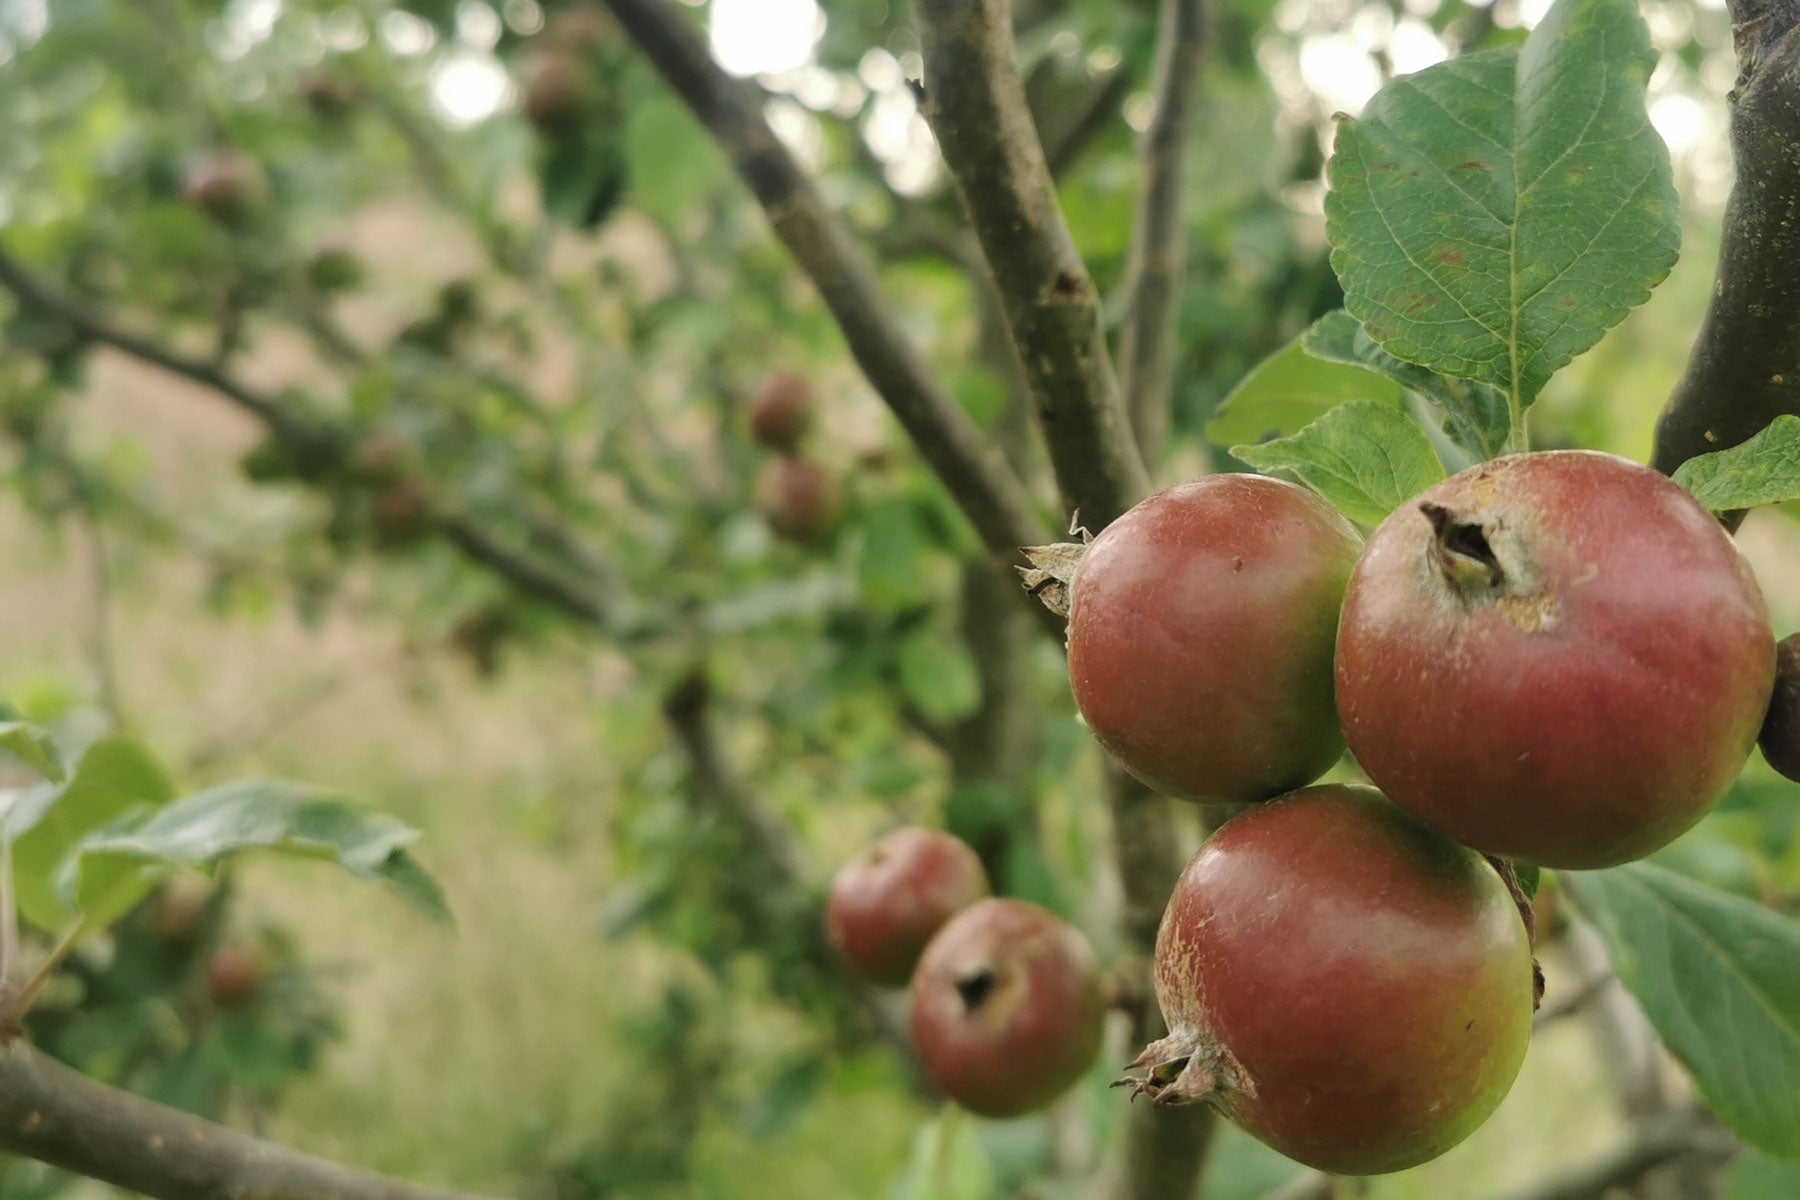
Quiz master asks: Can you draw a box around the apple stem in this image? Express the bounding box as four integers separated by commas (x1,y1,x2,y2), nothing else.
1483,854,1545,1010
1505,389,1530,456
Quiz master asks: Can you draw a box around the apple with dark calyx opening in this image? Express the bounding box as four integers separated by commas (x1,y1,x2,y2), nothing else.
910,898,1104,1119
827,826,988,987
1120,785,1533,1174
1026,475,1362,804
1337,450,1775,870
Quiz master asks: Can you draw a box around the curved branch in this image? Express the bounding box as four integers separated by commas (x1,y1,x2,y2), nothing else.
1652,0,1800,479
0,1041,496,1200
599,0,1048,564
1118,0,1209,466
0,246,621,628
1482,1107,1736,1200
911,0,1150,528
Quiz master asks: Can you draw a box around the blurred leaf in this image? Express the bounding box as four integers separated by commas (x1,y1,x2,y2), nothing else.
1201,1124,1307,1200
1232,399,1444,528
897,632,981,725
0,703,66,784
66,781,451,923
540,127,628,231
891,1109,994,1200
1672,415,1800,513
627,96,726,217
1324,0,1679,409
1566,864,1800,1156
1725,1151,1800,1199
1207,322,1403,446
856,499,932,610
1002,839,1065,916
11,736,174,933
1301,310,1511,459
1514,862,1541,900
952,366,1011,429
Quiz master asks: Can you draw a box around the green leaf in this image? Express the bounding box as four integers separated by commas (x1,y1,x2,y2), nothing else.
1231,399,1445,528
1301,310,1512,459
626,96,726,218
1725,1151,1800,1200
1671,415,1800,513
1565,864,1800,1157
0,704,65,784
9,736,175,932
66,780,451,923
890,1109,994,1200
897,631,982,725
1324,0,1679,414
1514,862,1541,901
1208,322,1404,446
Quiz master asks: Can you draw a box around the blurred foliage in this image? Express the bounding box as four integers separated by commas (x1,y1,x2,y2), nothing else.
0,0,1791,1196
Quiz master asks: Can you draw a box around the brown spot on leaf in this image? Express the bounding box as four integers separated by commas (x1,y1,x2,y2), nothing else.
1457,161,1490,172
1436,250,1466,265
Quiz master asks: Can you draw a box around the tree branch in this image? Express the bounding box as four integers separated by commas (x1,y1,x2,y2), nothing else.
0,245,622,629
1118,0,1209,466
911,0,1150,527
1097,770,1215,1200
660,669,915,1056
0,249,335,465
1482,1108,1736,1200
599,0,1048,563
1043,67,1133,180
1652,0,1800,480
0,1041,496,1200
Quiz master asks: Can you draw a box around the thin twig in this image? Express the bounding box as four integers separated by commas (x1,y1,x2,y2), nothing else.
1118,0,1209,465
1533,970,1615,1030
0,843,17,1019
0,245,623,628
1481,1107,1736,1200
600,0,1048,563
911,0,1150,527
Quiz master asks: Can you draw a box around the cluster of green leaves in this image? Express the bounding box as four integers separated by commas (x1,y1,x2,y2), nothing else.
0,700,440,1196
1209,0,1800,1164
1,721,447,943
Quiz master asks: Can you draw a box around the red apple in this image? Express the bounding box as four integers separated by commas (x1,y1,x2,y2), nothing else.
1337,451,1775,869
1760,633,1800,783
748,372,813,452
1061,475,1361,803
910,898,1104,1118
755,456,840,544
1123,785,1533,1174
827,827,988,987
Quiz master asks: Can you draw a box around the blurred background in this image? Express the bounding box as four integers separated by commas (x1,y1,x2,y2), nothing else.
0,0,1796,1197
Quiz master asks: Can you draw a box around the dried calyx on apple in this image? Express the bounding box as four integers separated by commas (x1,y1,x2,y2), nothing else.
1338,450,1775,869
1020,475,1362,805
1119,786,1534,1175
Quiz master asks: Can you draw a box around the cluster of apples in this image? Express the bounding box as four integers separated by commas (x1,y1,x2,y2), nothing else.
747,372,842,543
831,450,1795,1175
827,828,1106,1118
